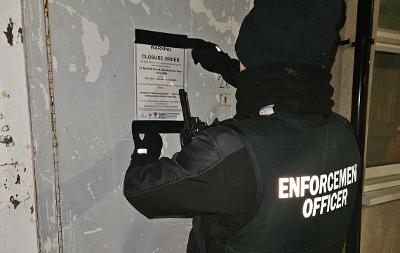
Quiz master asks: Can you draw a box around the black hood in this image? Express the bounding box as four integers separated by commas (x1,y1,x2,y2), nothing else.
235,0,346,70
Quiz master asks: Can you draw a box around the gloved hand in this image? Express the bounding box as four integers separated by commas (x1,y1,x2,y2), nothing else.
191,40,240,86
131,126,162,166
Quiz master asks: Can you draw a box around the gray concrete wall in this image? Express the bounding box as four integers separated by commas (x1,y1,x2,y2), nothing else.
24,1,253,252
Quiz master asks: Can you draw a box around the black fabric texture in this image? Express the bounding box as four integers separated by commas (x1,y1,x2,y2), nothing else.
191,40,240,85
187,113,361,253
124,113,361,253
233,63,334,119
123,123,256,219
235,0,346,69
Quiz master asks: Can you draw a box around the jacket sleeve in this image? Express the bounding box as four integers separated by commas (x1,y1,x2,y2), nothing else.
123,125,256,219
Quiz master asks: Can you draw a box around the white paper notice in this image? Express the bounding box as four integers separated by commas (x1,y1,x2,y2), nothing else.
135,44,185,121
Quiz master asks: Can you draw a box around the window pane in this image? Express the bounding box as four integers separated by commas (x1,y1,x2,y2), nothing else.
367,52,400,167
379,0,400,31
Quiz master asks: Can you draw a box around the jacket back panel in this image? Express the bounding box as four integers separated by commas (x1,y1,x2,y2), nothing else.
221,113,360,253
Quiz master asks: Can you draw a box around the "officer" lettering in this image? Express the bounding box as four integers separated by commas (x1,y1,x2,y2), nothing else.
278,164,357,218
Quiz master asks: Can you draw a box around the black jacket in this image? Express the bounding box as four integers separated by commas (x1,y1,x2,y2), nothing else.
124,112,360,253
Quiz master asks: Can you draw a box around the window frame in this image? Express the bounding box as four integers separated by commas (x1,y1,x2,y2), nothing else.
363,0,400,205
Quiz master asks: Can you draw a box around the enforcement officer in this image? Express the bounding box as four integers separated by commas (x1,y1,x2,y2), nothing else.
124,1,361,252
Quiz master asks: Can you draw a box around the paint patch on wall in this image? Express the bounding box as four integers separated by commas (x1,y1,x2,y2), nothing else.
17,28,23,43
2,18,23,46
81,17,110,83
52,56,58,72
10,195,21,209
190,0,241,35
68,63,77,73
38,81,50,111
1,91,10,99
128,0,150,14
1,125,9,132
0,135,15,147
129,0,142,4
141,2,151,15
0,160,32,210
43,236,58,253
83,227,103,235
3,18,14,46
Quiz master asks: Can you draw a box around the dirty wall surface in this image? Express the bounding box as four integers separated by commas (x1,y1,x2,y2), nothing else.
0,0,39,252
24,1,253,252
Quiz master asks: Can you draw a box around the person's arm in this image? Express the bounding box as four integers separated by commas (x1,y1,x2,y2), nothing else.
123,124,256,219
191,41,241,87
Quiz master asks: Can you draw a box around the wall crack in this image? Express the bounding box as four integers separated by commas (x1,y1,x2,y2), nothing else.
43,0,64,252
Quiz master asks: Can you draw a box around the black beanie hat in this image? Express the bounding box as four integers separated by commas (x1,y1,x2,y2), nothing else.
235,0,346,70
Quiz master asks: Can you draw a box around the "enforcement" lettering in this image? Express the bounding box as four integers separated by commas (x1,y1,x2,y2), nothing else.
278,164,357,218
278,164,357,198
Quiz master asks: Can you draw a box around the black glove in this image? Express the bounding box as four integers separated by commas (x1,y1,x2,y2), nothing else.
131,126,162,165
191,40,240,86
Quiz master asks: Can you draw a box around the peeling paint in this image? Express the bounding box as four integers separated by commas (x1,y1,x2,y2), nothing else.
0,135,15,147
141,2,151,15
10,195,21,209
64,4,77,15
3,18,14,46
17,27,23,43
15,174,21,184
43,236,58,253
1,90,11,99
1,124,10,132
2,17,23,46
20,1,251,252
52,56,58,72
0,0,39,251
83,227,103,235
68,63,77,72
81,17,110,83
129,0,142,4
0,160,18,167
190,0,241,35
87,182,95,200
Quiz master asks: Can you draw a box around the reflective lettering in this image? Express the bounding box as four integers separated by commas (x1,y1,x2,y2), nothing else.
352,165,357,183
342,188,348,207
279,164,358,219
312,197,321,217
300,176,310,197
336,190,342,208
330,192,337,210
339,169,347,188
319,174,327,194
279,178,289,198
328,173,334,191
347,166,353,184
303,198,313,218
309,176,319,195
289,177,300,198
320,195,329,214
334,170,339,190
